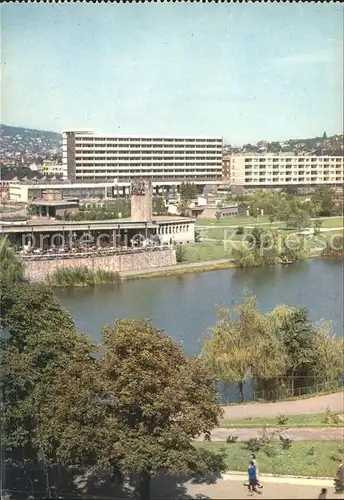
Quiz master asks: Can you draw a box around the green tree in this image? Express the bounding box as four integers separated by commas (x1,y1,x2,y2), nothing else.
202,297,265,402
269,307,317,394
248,204,261,221
282,186,298,197
38,319,224,500
0,237,24,287
310,325,344,385
178,182,197,216
268,213,277,225
152,197,166,215
313,219,323,236
284,209,310,231
1,280,89,492
310,186,336,217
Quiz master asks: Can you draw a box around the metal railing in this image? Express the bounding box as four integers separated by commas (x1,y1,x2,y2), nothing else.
252,379,344,402
20,244,173,261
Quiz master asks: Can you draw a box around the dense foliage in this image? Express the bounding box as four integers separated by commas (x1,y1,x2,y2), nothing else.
246,187,341,223
68,200,131,221
47,266,120,287
1,248,223,499
178,182,197,216
202,297,343,401
232,226,310,268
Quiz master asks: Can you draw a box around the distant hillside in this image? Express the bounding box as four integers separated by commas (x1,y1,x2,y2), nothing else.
224,132,343,155
1,125,62,167
0,124,61,141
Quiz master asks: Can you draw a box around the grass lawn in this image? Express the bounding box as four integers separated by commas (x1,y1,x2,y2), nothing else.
196,216,271,226
195,216,343,230
183,242,232,262
220,412,344,429
318,217,344,228
196,226,250,241
197,441,343,477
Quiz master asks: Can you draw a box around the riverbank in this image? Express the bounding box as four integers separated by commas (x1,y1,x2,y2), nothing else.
120,258,236,280
119,251,343,281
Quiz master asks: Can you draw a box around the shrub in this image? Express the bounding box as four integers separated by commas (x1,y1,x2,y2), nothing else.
226,434,238,444
236,226,244,235
49,266,120,287
330,413,340,425
94,269,120,284
245,437,262,452
276,413,289,426
263,441,279,457
330,452,342,462
279,435,293,450
322,406,333,424
175,244,186,263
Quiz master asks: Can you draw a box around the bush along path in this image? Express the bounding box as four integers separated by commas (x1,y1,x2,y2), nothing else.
198,426,344,442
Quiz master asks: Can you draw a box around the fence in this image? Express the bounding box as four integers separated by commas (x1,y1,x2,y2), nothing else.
252,378,344,402
20,244,172,262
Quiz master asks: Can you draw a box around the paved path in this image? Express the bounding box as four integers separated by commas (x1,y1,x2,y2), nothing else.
119,258,233,277
184,475,343,499
221,392,344,419
199,426,344,442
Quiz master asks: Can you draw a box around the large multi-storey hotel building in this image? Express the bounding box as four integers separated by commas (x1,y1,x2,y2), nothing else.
63,130,223,184
227,154,344,187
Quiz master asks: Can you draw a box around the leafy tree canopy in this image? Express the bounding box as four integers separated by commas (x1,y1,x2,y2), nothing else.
36,319,224,500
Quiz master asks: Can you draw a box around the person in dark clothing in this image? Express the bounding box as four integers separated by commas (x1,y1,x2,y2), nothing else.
251,453,263,489
247,460,261,495
318,488,327,499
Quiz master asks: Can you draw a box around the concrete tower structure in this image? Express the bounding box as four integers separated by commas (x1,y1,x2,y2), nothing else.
130,180,153,221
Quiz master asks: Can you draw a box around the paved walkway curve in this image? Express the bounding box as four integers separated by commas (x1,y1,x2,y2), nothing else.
201,426,344,442
221,391,344,420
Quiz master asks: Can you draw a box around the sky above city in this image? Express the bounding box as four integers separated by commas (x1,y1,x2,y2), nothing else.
2,3,343,144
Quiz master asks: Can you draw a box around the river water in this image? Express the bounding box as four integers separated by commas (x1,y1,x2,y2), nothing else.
56,259,343,402
57,259,343,353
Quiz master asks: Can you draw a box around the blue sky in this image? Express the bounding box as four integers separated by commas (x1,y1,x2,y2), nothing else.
2,3,343,144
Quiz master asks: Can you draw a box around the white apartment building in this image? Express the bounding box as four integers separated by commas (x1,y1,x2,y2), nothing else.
229,154,344,187
63,130,223,183
41,161,67,179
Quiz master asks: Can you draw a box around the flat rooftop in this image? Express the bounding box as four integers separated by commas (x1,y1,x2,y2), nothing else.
0,216,195,232
30,200,79,206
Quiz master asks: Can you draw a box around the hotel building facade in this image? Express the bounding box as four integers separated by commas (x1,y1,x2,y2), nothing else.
227,154,344,187
63,130,223,184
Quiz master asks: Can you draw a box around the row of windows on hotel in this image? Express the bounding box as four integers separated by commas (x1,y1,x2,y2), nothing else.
245,165,343,175
75,170,220,175
74,147,222,152
73,137,222,143
245,178,342,183
75,166,220,170
157,224,190,234
243,157,343,163
76,175,217,181
75,162,221,167
75,156,221,161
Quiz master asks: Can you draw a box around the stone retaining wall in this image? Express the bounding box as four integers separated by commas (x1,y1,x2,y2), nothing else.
24,249,177,282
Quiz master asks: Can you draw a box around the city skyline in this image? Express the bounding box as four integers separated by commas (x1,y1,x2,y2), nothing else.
2,3,343,144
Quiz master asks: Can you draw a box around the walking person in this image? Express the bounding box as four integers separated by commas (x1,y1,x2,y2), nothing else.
318,488,327,499
251,453,263,489
247,460,261,496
